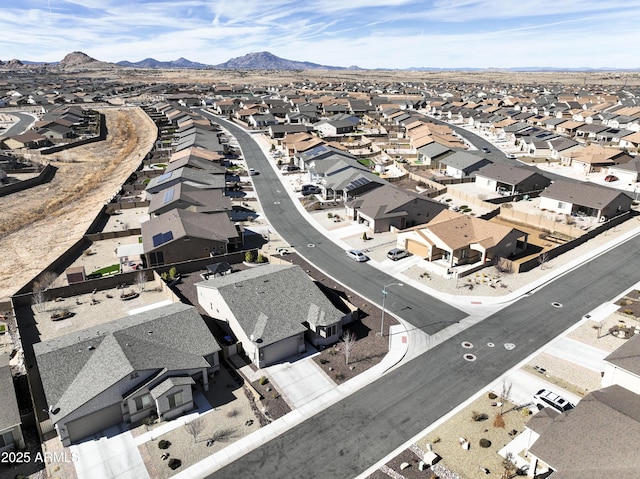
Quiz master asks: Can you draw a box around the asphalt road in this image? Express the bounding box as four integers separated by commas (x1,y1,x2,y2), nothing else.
202,111,468,335
198,111,640,478
205,231,640,479
2,111,35,136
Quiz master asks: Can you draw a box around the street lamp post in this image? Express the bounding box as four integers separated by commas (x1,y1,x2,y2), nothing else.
380,282,403,336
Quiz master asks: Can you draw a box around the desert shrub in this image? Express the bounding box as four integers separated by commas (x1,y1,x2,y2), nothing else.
521,407,531,417
488,392,498,400
432,436,441,444
158,439,171,449
256,254,268,263
335,373,345,381
258,376,269,386
168,458,181,470
244,251,255,262
319,358,329,364
226,409,239,418
472,411,489,422
327,212,334,218
479,438,492,448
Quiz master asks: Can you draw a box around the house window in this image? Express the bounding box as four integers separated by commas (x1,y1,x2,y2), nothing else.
134,394,153,412
148,251,164,267
557,201,566,209
0,431,14,448
326,325,337,337
168,391,184,409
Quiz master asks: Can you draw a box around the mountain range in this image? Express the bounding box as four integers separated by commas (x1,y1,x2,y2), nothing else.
2,50,639,72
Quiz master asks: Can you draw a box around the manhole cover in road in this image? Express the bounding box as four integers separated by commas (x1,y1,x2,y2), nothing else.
487,342,495,348
551,302,563,308
463,354,477,362
461,341,473,349
307,244,315,248
504,343,516,350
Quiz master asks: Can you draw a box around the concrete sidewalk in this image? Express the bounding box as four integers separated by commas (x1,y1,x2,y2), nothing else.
171,324,409,478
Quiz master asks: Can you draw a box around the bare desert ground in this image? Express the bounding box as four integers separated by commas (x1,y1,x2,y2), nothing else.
0,107,157,301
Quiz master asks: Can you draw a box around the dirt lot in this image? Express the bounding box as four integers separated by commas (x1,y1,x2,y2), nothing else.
0,107,156,301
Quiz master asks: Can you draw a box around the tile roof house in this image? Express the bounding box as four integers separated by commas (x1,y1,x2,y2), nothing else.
560,145,634,173
474,164,551,196
34,303,220,446
539,180,633,220
345,184,448,233
524,385,640,479
196,264,353,367
396,210,528,270
141,209,241,266
0,353,25,453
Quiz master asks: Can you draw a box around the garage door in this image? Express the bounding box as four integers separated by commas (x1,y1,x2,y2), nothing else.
406,239,428,257
66,403,122,444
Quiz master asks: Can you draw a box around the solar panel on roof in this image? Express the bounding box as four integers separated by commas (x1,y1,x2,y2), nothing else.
151,231,174,248
156,172,173,183
163,189,175,204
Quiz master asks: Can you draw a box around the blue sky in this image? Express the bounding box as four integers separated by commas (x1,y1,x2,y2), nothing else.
2,1,639,69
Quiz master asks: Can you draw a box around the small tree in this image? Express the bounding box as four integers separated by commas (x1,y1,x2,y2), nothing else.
184,417,205,443
501,452,517,479
341,330,356,365
499,380,512,415
538,252,549,270
135,271,146,293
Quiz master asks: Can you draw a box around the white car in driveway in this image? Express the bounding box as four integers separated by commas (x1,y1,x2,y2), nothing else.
346,250,369,262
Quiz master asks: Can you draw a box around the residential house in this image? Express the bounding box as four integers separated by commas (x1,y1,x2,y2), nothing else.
560,145,634,173
34,303,221,446
0,353,25,453
602,332,640,394
144,167,225,196
539,180,633,220
196,264,353,367
267,124,310,140
416,142,454,166
523,384,640,478
141,209,241,266
548,137,582,159
396,210,528,269
474,164,551,196
313,118,357,137
606,157,640,183
345,184,448,233
3,131,49,150
147,182,232,217
437,151,493,179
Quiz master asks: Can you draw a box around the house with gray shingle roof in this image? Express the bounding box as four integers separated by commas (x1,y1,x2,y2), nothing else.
144,167,225,196
524,384,640,479
34,303,220,446
437,151,492,179
345,184,448,233
539,180,633,220
196,264,352,367
0,353,25,453
475,164,551,196
602,332,640,394
142,209,241,266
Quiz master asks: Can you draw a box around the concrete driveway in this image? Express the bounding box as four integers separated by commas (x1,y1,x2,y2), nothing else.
71,425,149,479
264,355,335,408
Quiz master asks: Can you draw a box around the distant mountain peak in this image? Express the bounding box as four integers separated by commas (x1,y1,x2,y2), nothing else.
59,51,97,67
214,51,347,71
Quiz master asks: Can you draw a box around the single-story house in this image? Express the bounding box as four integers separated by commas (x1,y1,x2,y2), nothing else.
148,182,232,217
606,157,640,183
196,264,354,367
561,145,634,173
141,209,241,267
345,184,448,232
524,384,640,478
0,353,25,453
437,151,492,179
396,210,528,268
144,167,226,197
416,142,454,166
601,332,640,394
34,303,221,446
539,180,633,220
474,164,551,196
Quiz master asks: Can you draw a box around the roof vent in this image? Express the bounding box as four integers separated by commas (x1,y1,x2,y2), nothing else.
87,346,95,351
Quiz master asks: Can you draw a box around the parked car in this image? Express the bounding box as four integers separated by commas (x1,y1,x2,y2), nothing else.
482,147,491,153
604,175,618,182
506,154,517,159
281,165,300,173
345,249,369,262
387,248,409,261
301,184,321,196
533,389,574,413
